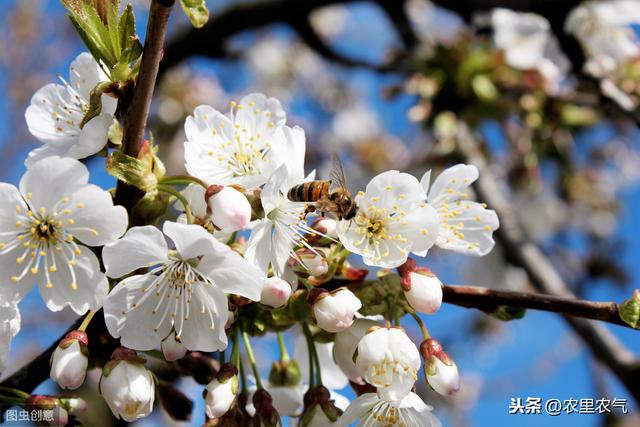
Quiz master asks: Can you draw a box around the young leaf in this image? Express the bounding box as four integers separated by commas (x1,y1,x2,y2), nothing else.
180,0,209,28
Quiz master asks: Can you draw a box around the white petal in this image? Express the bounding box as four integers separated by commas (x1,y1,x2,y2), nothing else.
25,84,79,144
67,113,113,159
163,221,228,260
20,157,89,211
427,164,478,204
67,185,128,246
180,184,207,218
0,244,35,301
178,284,228,351
103,274,170,350
364,170,422,210
24,140,78,168
245,220,274,274
0,183,27,238
336,393,379,427
233,93,286,147
103,226,168,278
435,201,499,255
268,386,304,416
39,248,108,314
69,52,106,101
198,250,264,301
0,300,20,374
264,125,307,186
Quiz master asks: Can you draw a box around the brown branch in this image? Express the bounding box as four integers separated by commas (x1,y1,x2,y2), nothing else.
0,0,174,400
442,284,631,329
452,124,640,404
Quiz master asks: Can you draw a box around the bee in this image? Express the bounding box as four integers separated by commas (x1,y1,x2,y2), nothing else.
287,154,358,220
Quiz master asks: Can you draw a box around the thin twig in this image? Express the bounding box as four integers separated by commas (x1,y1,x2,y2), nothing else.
442,284,630,329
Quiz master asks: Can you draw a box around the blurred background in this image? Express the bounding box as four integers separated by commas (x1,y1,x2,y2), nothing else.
2,0,640,426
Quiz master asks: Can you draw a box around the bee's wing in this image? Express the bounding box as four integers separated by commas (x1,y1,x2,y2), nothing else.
329,153,348,191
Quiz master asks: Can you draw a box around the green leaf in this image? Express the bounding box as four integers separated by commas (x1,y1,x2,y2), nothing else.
180,0,209,28
79,80,112,128
619,290,640,328
488,306,526,321
119,4,136,50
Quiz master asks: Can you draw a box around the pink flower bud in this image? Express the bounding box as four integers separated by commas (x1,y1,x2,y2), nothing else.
398,259,443,314
205,185,251,232
312,288,362,333
420,338,460,396
260,277,292,308
161,331,187,362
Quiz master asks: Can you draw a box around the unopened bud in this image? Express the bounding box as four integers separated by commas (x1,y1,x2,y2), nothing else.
420,338,460,396
50,330,89,390
619,289,640,328
204,364,239,420
261,277,292,308
312,288,361,333
398,259,443,314
252,389,282,427
309,217,338,242
268,359,301,387
205,185,251,232
299,386,342,427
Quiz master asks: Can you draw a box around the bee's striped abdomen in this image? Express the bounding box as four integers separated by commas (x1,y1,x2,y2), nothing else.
287,181,330,202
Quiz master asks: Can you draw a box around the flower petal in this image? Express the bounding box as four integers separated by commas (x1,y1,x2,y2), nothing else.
24,140,77,168
67,185,128,246
20,157,89,211
178,284,228,351
67,113,113,159
233,93,286,148
336,393,379,427
103,274,171,350
25,84,80,144
0,183,27,239
163,221,228,260
38,248,108,314
0,300,20,374
0,243,34,304
245,219,274,274
103,226,168,278
198,250,264,301
69,52,117,114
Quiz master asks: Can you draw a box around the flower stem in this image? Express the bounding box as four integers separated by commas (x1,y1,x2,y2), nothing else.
0,395,26,405
231,328,240,367
276,332,289,361
158,184,194,224
302,323,322,386
241,331,263,390
0,386,29,399
407,307,431,340
78,310,96,332
159,175,209,189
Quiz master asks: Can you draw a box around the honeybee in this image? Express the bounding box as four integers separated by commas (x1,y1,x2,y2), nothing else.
287,154,358,220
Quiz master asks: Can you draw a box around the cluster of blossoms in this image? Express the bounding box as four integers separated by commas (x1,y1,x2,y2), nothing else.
0,41,500,424
484,1,640,107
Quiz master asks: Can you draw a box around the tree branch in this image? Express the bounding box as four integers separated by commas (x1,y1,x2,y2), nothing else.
452,124,640,404
442,284,632,329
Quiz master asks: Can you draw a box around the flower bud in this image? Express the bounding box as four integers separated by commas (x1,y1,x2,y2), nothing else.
619,289,640,328
333,319,380,383
261,277,292,308
99,348,155,422
268,359,301,387
26,395,67,426
162,331,187,362
420,338,460,396
398,259,443,314
299,386,342,427
356,326,420,401
205,185,251,232
50,330,89,390
252,389,282,427
205,364,239,419
293,249,329,277
311,288,362,333
310,217,338,240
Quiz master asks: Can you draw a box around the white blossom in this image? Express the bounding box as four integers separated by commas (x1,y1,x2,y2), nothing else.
175,184,233,242
355,327,420,401
100,358,155,422
245,126,315,276
0,156,127,314
337,170,440,268
103,221,264,352
312,288,362,333
419,164,499,256
25,52,117,166
337,392,441,427
427,357,461,396
398,262,443,315
184,93,288,188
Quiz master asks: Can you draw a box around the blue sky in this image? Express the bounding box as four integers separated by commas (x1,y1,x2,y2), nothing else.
1,1,639,426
